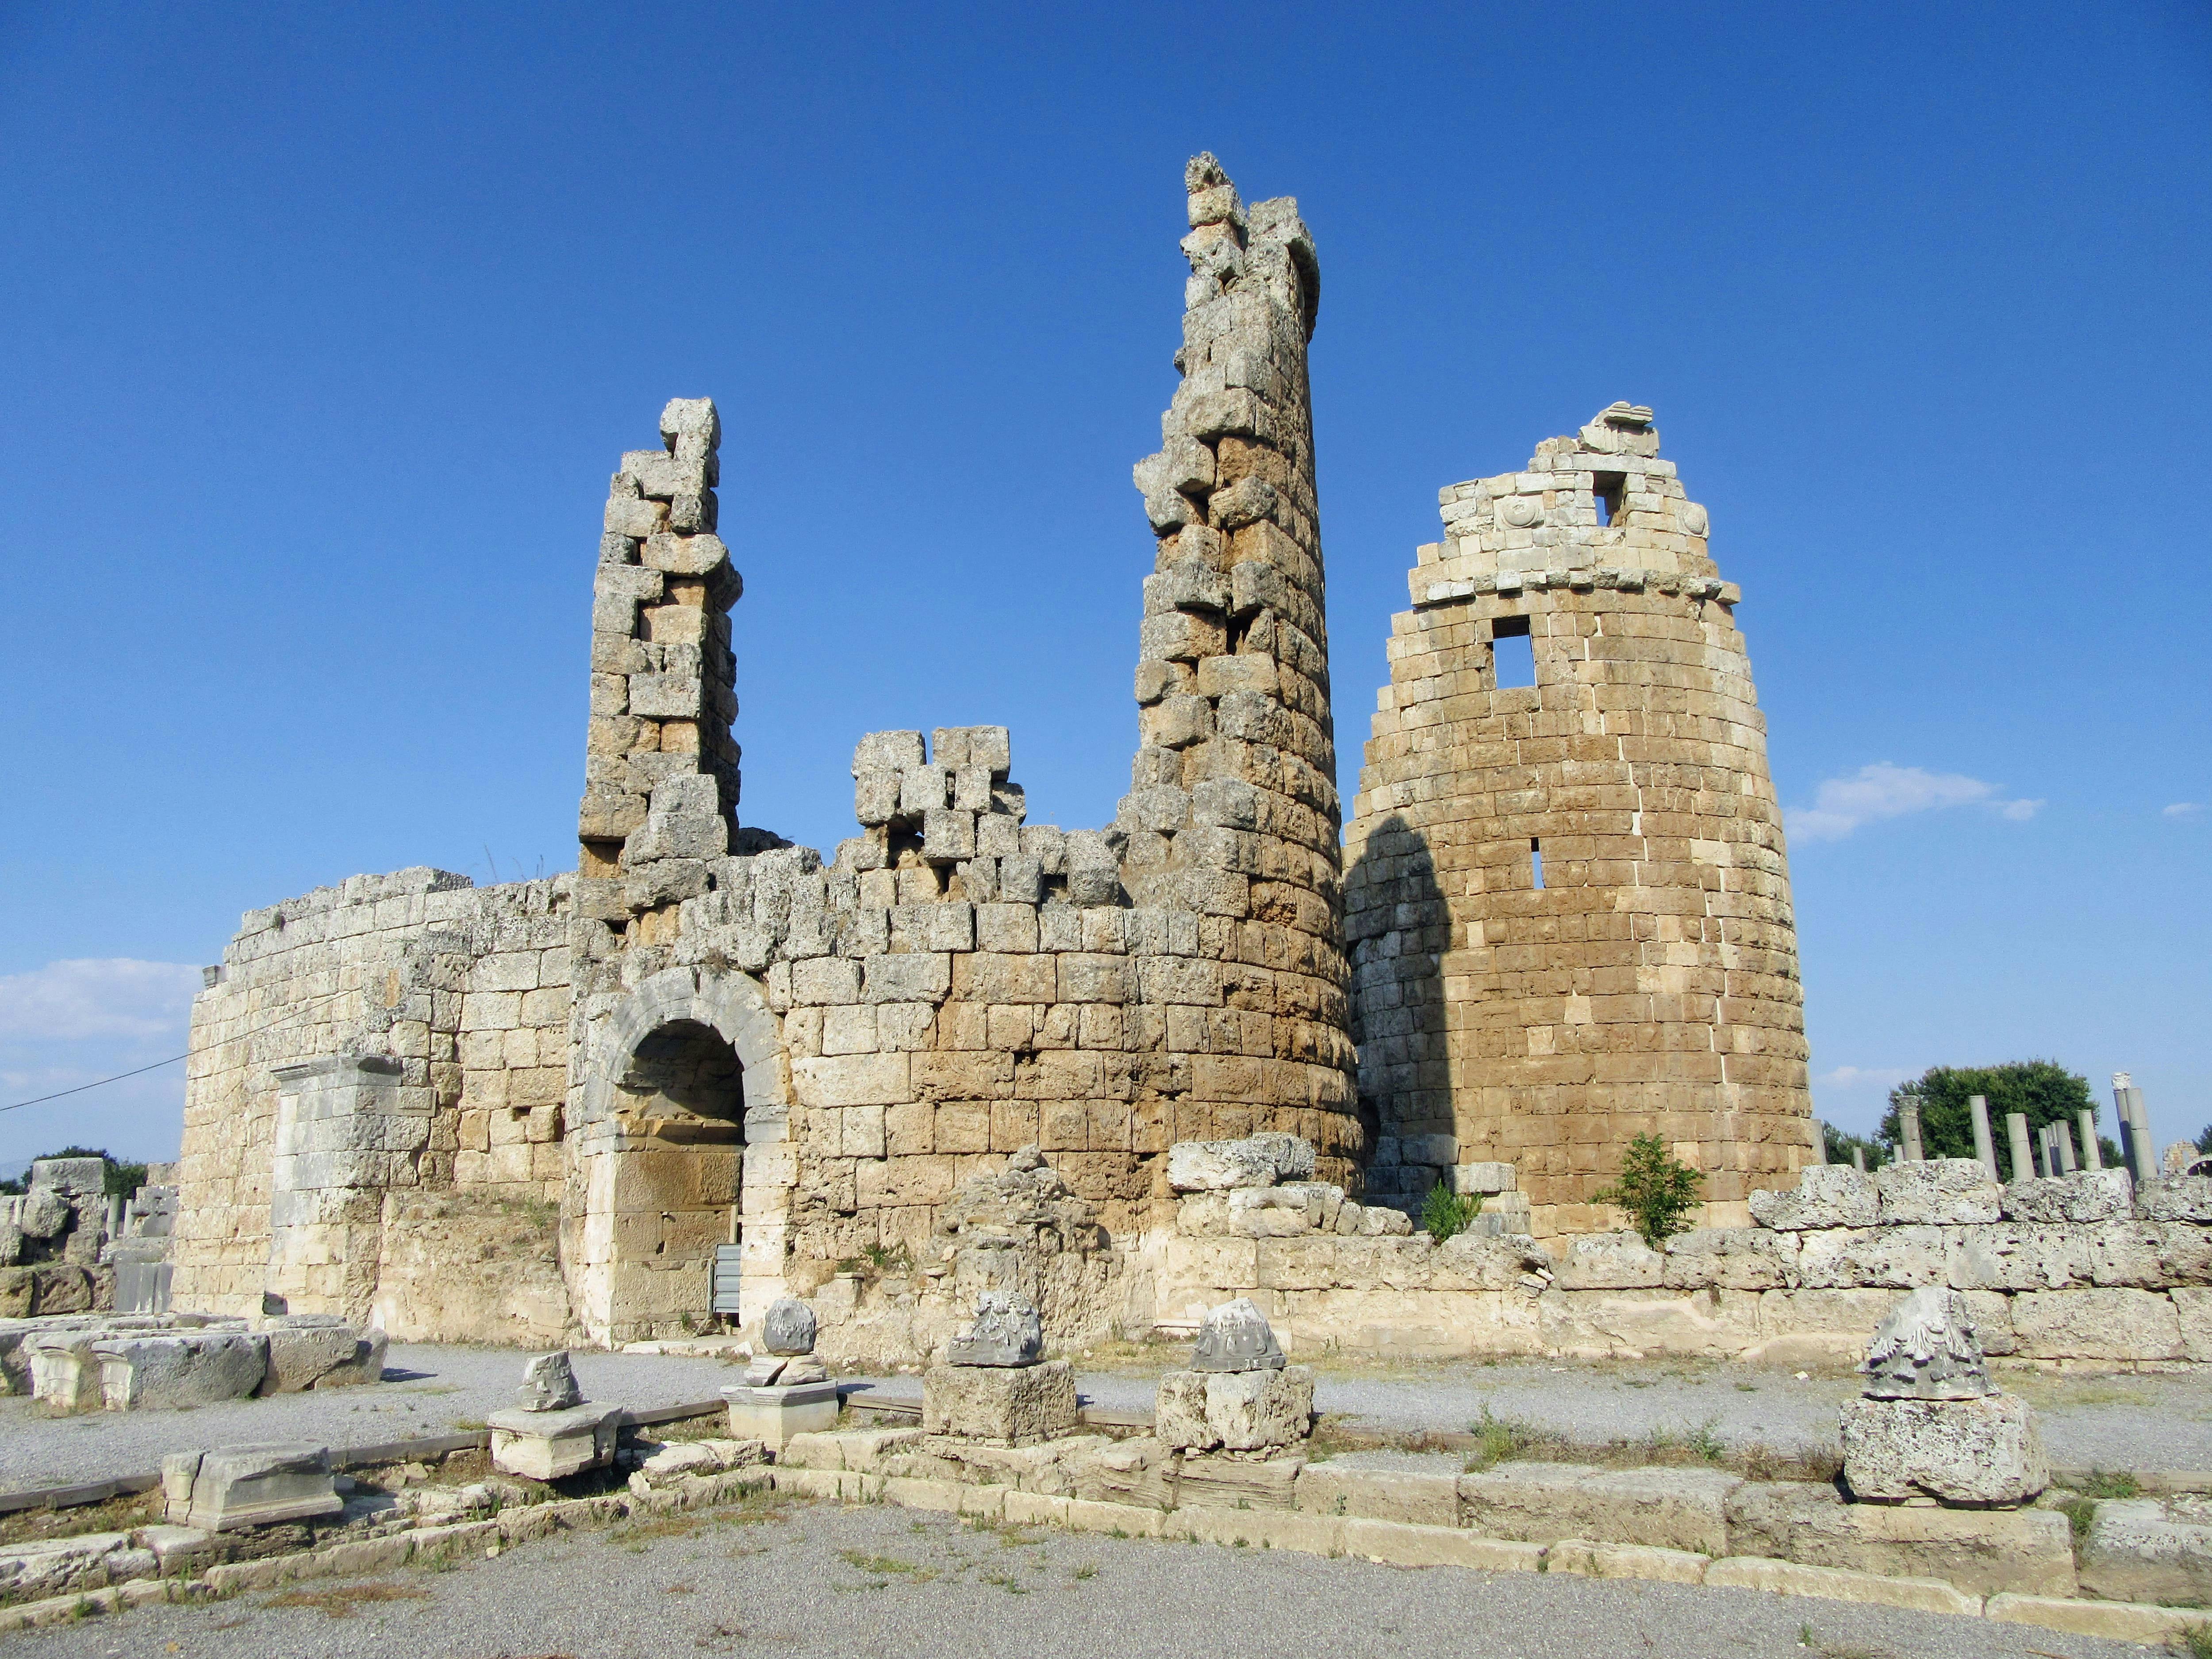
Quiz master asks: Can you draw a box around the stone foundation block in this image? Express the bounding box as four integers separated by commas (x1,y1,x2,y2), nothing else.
97,1333,266,1411
1340,1518,1544,1572
1839,1394,2046,1505
1296,1465,1459,1528
1070,1436,1179,1510
2077,1497,2212,1606
1724,1479,2074,1597
1178,1452,1303,1511
488,1404,623,1480
1749,1164,1877,1230
1154,1365,1312,1452
1704,1555,1980,1616
920,1360,1075,1446
1985,1592,2200,1643
1871,1159,2001,1225
1545,1538,1710,1584
722,1380,839,1451
1458,1462,1739,1555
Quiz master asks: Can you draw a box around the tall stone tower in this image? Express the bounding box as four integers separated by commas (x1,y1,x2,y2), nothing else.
1342,403,1815,1235
1121,154,1358,1182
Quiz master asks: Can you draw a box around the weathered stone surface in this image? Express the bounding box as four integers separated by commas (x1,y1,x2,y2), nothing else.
1166,1139,1281,1192
632,1437,767,1489
1189,1296,1285,1371
2011,1286,2181,1360
96,1333,267,1411
169,1442,344,1530
1552,1231,1664,1289
1069,1436,1179,1510
2141,1175,2212,1222
762,1297,818,1356
1871,1159,2001,1225
1296,1464,1458,1528
2000,1168,2132,1223
516,1351,582,1411
1178,1452,1303,1511
1704,1555,1980,1617
921,1359,1075,1446
1206,1366,1313,1452
1749,1165,1877,1230
946,1290,1043,1367
740,1353,827,1386
2077,1495,2212,1606
488,1403,623,1480
1839,1393,2045,1505
1153,1369,1209,1451
1859,1286,1993,1399
1723,1479,2074,1597
0,1532,140,1600
722,1380,838,1450
1458,1463,1740,1555
258,1318,361,1394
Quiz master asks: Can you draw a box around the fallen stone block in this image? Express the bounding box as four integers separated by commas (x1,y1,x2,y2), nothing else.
778,1428,920,1473
921,1360,1074,1446
167,1443,345,1531
1458,1462,1740,1555
1704,1555,1981,1616
631,1437,768,1489
488,1404,623,1480
257,1317,360,1394
97,1332,266,1411
1723,1479,2074,1597
0,1532,138,1600
1839,1394,2046,1505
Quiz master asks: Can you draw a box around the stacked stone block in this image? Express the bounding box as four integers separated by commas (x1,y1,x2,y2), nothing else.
1343,403,1815,1237
1122,152,1357,1183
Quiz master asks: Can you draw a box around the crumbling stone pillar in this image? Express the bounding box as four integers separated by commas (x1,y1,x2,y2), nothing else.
1342,403,1815,1235
1123,154,1357,1183
265,1055,428,1322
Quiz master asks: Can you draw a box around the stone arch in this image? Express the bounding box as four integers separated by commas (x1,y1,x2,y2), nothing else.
570,967,794,1344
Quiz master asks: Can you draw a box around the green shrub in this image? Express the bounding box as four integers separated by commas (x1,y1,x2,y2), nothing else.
1594,1133,1705,1248
1420,1182,1481,1243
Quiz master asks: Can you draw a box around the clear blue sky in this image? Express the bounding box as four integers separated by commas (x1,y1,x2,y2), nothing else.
1,2,2205,1169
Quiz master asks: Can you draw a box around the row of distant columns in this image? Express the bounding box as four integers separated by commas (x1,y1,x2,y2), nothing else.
1881,1074,2162,1186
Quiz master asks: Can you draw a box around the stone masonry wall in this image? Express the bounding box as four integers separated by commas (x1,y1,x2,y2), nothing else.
1342,403,1815,1239
1152,1148,2212,1368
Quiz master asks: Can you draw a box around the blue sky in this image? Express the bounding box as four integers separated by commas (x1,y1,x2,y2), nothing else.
0,2,2205,1168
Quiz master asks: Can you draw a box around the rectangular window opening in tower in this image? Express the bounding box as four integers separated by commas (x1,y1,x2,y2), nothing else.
1491,615,1535,690
1530,837,1544,890
1594,472,1626,526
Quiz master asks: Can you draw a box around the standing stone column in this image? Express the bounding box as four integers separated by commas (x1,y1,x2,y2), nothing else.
1969,1095,1998,1179
2005,1113,2035,1184
1123,155,1357,1179
2055,1118,2079,1174
2079,1109,2104,1171
2114,1074,2157,1187
1898,1102,1924,1164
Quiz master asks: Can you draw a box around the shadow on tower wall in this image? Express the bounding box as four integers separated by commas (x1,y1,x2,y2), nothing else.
1342,814,1451,1210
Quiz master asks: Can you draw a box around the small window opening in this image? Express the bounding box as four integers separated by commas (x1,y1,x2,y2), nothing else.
1593,472,1626,526
1491,615,1535,690
1530,838,1544,890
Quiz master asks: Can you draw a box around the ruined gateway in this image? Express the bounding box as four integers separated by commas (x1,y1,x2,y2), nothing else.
171,157,1816,1351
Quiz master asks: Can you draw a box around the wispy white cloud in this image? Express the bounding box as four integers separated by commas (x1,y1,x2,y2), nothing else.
1786,763,2043,844
2166,803,2205,821
0,960,201,1043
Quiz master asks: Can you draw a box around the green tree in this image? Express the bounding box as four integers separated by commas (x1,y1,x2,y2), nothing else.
1594,1133,1705,1248
1821,1121,1887,1171
1878,1063,2113,1181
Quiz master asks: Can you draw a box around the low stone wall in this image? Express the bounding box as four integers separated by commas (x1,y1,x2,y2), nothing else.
1144,1155,2212,1366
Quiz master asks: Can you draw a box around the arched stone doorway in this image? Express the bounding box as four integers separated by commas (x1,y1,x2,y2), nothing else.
570,967,793,1345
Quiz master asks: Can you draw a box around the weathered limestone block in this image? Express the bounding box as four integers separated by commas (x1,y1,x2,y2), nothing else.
1296,1464,1459,1528
1663,1228,1797,1291
0,1533,151,1601
488,1403,624,1480
631,1438,768,1490
1552,1231,1663,1290
1749,1164,1877,1230
2141,1174,2212,1222
1951,1223,2093,1292
1154,1370,1208,1451
1870,1159,2001,1225
1167,1137,1286,1191
27,1331,111,1413
165,1443,344,1530
1795,1225,1952,1290
763,1296,818,1356
1069,1436,1179,1510
2011,1286,2181,1360
96,1333,266,1411
1178,1452,1303,1511
1206,1367,1314,1452
2000,1168,2133,1223
1839,1395,2045,1505
722,1381,838,1450
258,1317,365,1394
920,1359,1075,1446
2077,1497,2212,1606
1458,1463,1740,1556
1723,1481,2074,1598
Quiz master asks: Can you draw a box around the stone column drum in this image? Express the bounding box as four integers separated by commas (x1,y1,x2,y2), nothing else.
722,1297,837,1449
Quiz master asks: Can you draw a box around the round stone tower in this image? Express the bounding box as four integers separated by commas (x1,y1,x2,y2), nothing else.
1342,403,1816,1237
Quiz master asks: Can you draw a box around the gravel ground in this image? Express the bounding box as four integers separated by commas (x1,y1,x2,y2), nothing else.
0,1494,2148,1659
9,1348,2208,1493
0,1347,744,1489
